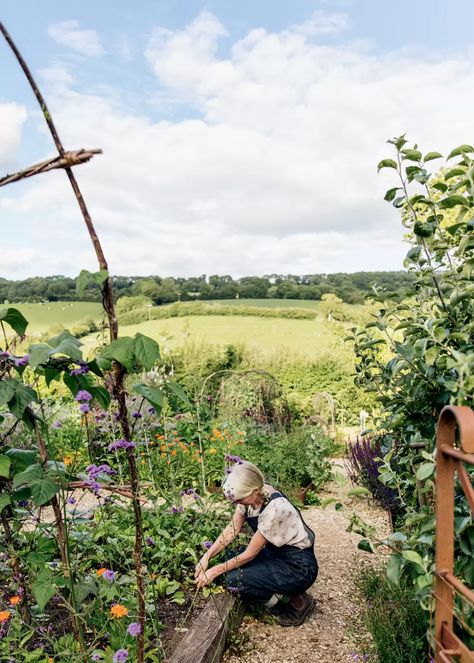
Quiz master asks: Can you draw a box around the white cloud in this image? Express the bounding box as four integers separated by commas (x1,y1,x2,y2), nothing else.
0,102,27,170
292,10,349,37
2,11,474,278
48,20,105,57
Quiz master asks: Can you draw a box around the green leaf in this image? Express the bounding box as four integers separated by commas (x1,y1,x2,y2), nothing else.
132,383,164,414
432,182,448,193
413,221,435,238
384,187,400,202
48,332,83,362
0,307,28,336
166,381,191,406
0,455,12,479
402,550,424,567
402,149,422,161
416,462,435,481
386,554,404,585
357,539,374,553
377,159,398,172
0,492,11,513
89,385,110,410
32,571,56,611
134,333,160,370
13,463,43,488
9,383,38,419
28,344,52,369
444,167,465,180
347,487,371,497
423,151,443,162
438,195,469,209
101,337,136,372
424,346,439,366
74,579,98,603
6,448,37,473
30,477,60,506
75,269,108,296
447,144,474,159
0,379,16,405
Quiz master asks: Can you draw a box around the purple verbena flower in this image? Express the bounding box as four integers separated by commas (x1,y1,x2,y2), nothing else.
52,420,62,429
75,390,92,402
102,570,116,582
14,355,29,366
146,536,155,547
0,350,10,357
67,497,76,505
113,650,129,663
85,479,101,494
131,411,142,419
147,407,156,414
91,654,102,662
79,403,90,414
71,362,89,376
17,500,30,508
203,540,213,550
171,506,184,514
224,454,242,464
227,586,239,593
108,439,135,451
127,622,141,637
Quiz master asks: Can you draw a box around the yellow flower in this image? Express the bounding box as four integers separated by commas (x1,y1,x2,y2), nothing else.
208,448,217,454
0,611,11,622
9,595,21,606
110,604,128,618
97,568,107,577
63,456,73,466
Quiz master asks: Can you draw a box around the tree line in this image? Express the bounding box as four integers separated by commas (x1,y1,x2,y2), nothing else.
0,272,414,305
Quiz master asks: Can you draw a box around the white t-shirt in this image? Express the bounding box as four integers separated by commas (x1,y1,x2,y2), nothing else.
237,493,312,550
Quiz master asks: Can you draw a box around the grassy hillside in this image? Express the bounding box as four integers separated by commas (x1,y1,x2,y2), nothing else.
5,302,103,336
111,315,348,360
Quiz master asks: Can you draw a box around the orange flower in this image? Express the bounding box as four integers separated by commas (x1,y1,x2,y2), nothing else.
63,456,73,466
97,568,107,577
0,611,11,622
9,596,21,606
49,658,54,662
110,604,128,619
171,450,177,456
160,445,166,452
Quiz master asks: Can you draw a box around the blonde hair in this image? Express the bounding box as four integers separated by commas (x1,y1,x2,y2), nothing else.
222,461,264,501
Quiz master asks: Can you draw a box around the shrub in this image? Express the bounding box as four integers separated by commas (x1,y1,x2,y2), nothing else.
355,565,429,663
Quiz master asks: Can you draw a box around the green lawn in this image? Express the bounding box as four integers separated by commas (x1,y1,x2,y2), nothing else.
183,298,323,309
5,302,103,335
114,315,347,360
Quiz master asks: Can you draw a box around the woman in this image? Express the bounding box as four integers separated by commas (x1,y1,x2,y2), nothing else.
194,461,318,626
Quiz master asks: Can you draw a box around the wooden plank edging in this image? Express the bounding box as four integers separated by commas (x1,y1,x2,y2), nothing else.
167,593,244,663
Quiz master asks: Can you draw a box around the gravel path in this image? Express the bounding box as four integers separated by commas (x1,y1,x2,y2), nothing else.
223,461,391,663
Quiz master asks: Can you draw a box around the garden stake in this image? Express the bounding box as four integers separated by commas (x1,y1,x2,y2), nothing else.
0,23,146,662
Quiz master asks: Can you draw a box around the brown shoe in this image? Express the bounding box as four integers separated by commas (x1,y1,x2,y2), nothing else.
277,594,315,627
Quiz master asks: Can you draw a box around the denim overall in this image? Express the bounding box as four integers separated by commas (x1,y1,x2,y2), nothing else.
225,490,318,603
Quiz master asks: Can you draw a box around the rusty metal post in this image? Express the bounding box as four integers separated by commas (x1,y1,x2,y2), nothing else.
434,405,474,663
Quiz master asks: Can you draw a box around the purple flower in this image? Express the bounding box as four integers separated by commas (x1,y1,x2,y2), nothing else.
14,355,29,366
108,439,135,451
224,454,242,464
146,536,155,547
103,570,116,582
147,407,156,414
75,390,92,402
52,421,62,429
131,411,142,419
113,650,129,663
127,622,141,637
85,479,101,494
18,500,30,508
70,362,89,376
79,403,90,414
203,540,213,550
227,586,239,593
86,464,117,480
67,497,76,505
91,654,102,662
0,350,10,357
171,506,184,514
225,467,232,474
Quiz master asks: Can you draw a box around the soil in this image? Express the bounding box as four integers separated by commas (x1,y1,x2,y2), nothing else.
223,460,391,663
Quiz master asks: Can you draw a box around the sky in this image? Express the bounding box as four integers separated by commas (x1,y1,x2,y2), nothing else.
1,0,474,279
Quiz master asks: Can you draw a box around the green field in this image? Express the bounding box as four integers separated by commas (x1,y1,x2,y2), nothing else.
181,298,323,309
112,315,348,360
4,302,103,335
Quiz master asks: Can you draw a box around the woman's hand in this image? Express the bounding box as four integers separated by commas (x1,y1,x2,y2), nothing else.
194,555,209,578
194,566,220,589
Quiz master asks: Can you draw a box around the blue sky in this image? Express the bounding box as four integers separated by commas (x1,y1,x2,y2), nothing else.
1,1,474,278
